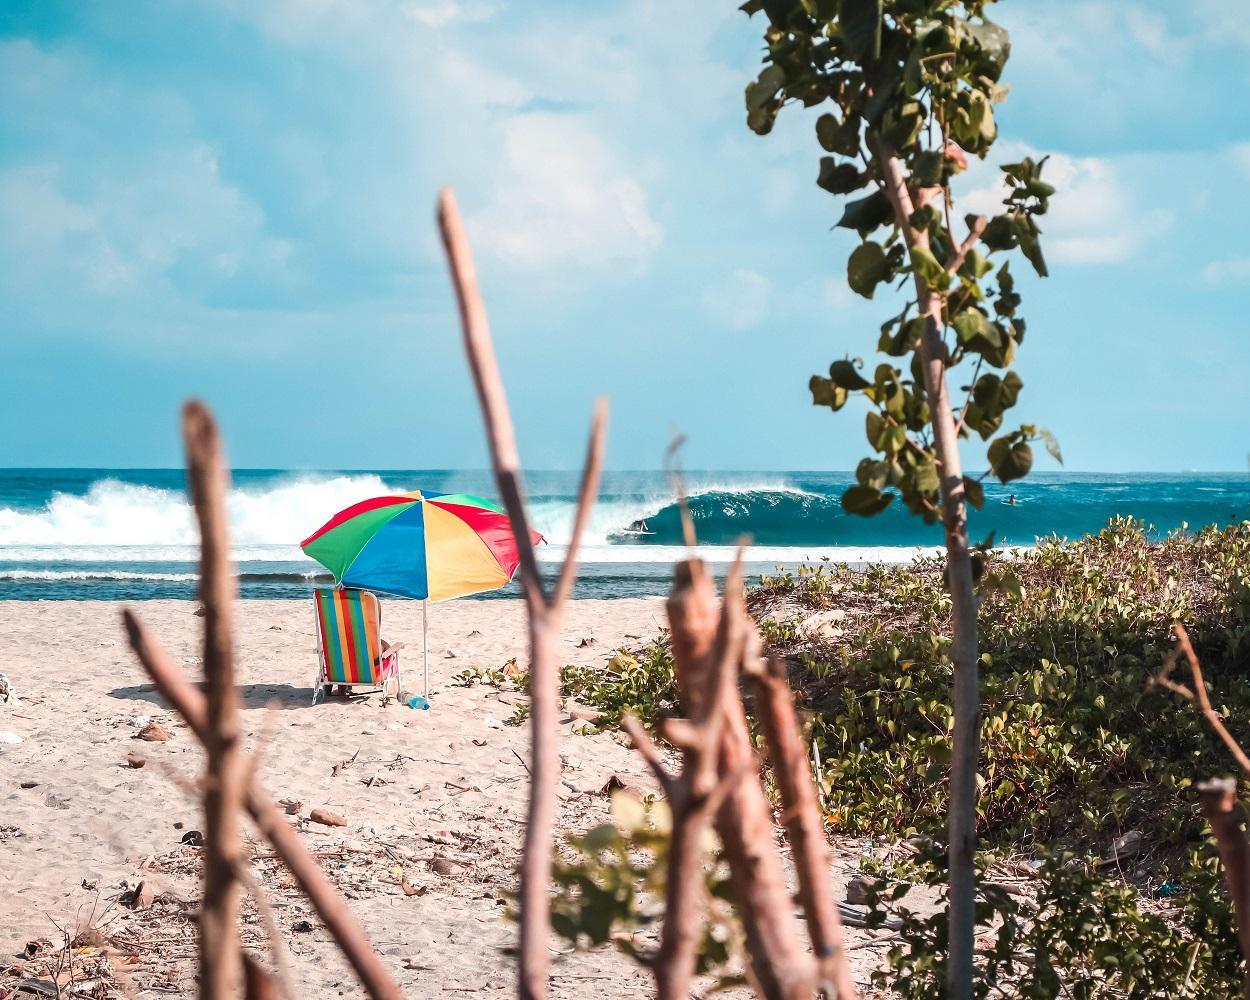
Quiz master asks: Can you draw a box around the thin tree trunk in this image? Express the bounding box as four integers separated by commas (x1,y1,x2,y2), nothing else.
877,149,980,1000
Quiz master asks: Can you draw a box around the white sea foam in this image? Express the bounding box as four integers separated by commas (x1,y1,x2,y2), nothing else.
0,569,200,582
0,475,392,549
0,475,828,559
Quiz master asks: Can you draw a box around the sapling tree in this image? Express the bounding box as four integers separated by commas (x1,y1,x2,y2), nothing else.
741,1,1057,995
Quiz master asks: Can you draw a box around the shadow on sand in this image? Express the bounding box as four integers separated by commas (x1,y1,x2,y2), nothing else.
108,682,315,711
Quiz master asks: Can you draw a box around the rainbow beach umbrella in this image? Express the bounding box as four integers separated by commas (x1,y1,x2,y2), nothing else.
300,490,543,696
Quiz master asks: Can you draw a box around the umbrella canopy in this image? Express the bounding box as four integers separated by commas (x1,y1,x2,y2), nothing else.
300,491,542,602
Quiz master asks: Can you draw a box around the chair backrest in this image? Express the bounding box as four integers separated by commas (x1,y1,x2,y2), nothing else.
313,587,384,685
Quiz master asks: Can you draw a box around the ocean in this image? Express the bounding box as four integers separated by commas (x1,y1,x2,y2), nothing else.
0,469,1246,601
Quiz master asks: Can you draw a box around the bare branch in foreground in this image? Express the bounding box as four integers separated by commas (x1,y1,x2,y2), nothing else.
181,401,244,1000
1198,778,1250,999
437,185,607,1000
1150,624,1250,776
745,654,858,999
121,610,403,1000
666,557,816,998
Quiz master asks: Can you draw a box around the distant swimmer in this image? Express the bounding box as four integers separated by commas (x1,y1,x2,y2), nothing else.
1008,494,1017,506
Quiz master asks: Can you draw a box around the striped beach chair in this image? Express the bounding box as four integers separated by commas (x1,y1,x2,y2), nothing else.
311,587,401,704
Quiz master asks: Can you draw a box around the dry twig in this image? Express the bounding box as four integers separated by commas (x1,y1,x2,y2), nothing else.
1198,778,1250,999
619,557,750,1000
745,653,858,999
667,558,816,998
182,402,244,999
121,610,403,1000
437,186,607,1000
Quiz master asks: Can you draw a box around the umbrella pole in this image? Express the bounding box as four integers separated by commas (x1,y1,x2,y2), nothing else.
423,599,429,699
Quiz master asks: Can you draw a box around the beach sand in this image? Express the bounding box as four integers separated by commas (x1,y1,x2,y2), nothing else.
0,598,879,996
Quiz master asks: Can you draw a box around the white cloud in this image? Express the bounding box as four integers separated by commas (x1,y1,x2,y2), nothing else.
469,114,662,273
1200,257,1250,287
402,1,498,29
958,144,1170,265
1232,143,1250,181
702,269,771,330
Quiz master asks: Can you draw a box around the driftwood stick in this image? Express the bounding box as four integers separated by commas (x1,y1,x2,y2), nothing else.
552,400,607,609
1198,778,1250,999
182,402,243,1000
1176,625,1250,775
121,611,403,1000
437,185,606,1000
667,558,815,998
437,186,543,613
746,655,858,999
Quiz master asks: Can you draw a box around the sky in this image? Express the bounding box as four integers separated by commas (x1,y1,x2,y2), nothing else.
1,0,1249,472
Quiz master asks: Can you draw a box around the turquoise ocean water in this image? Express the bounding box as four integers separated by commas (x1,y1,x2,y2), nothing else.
0,469,1246,600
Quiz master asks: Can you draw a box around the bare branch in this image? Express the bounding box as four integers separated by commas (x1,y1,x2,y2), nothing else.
182,401,243,1000
1155,625,1250,776
747,655,858,999
438,186,606,1000
552,398,608,610
437,186,545,613
664,434,698,550
1198,777,1250,999
121,611,403,1000
234,862,297,1000
946,216,988,275
665,556,816,998
621,714,676,797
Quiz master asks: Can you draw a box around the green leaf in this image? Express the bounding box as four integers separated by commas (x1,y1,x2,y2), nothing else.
962,19,1011,76
745,64,786,111
856,457,889,489
972,369,1023,416
835,190,893,235
817,157,864,194
952,309,991,345
914,458,940,494
840,0,882,61
909,246,950,291
809,374,848,410
830,358,872,390
913,150,945,187
1037,427,1064,465
847,241,892,299
963,476,985,510
842,484,893,516
817,112,861,156
988,436,1033,483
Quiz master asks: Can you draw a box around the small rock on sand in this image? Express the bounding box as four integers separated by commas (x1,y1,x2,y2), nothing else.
310,808,347,827
136,721,170,742
126,752,146,769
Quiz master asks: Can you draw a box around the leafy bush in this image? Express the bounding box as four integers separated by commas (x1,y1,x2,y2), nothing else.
754,518,1250,858
860,845,1240,998
553,519,1250,992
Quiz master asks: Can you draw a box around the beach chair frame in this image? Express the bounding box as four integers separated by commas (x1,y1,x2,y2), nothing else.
310,586,401,705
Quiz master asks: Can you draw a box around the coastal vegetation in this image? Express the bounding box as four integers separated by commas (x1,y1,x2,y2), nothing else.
548,519,1250,995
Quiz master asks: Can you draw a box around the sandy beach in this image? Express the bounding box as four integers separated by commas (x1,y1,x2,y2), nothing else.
0,598,679,995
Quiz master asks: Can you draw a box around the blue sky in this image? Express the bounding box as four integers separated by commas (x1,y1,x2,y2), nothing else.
1,1,1248,471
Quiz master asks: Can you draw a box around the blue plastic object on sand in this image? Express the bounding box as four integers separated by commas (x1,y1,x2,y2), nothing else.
407,695,431,711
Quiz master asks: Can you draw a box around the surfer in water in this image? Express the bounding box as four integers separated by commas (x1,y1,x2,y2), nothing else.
627,518,651,533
